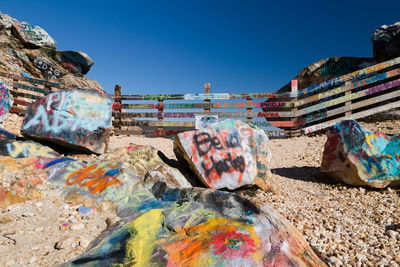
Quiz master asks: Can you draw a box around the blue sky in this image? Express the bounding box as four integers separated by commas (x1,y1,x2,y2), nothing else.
1,0,400,95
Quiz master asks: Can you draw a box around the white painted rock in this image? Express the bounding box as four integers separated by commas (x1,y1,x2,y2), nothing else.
174,119,272,190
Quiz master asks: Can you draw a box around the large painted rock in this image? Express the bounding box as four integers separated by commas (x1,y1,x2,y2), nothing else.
48,145,190,216
174,119,272,190
63,182,325,266
321,120,400,188
11,21,57,49
373,22,400,61
57,51,94,74
21,89,113,154
0,80,13,123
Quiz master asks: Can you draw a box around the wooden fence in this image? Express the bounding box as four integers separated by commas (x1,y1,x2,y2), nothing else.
113,56,400,137
2,55,400,138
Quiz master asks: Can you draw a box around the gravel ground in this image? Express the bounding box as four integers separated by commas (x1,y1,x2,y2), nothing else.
0,114,399,266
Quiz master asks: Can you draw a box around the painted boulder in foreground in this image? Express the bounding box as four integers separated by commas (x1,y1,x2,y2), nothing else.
48,145,191,216
321,119,400,188
63,182,325,267
174,119,272,190
21,89,113,154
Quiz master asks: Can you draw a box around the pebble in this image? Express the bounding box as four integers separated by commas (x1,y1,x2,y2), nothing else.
79,237,90,248
70,222,85,231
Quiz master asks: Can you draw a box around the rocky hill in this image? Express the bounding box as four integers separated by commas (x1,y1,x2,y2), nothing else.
0,11,103,91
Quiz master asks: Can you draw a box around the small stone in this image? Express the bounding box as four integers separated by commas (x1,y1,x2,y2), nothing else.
70,222,85,231
29,256,37,263
60,223,70,231
385,230,398,239
328,256,343,266
79,237,90,248
55,236,74,250
21,212,34,217
0,214,13,224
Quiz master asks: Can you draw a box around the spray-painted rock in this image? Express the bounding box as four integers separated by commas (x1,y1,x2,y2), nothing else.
63,182,325,266
101,144,191,188
57,51,94,74
0,157,48,209
48,145,190,216
174,119,272,190
321,120,400,188
21,89,113,154
0,140,59,158
0,80,13,123
11,21,56,49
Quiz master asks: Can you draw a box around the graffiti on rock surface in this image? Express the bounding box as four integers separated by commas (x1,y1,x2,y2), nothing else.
178,120,271,189
195,115,218,129
5,141,59,158
321,60,351,76
37,60,61,80
23,90,113,134
0,81,13,122
326,120,400,182
13,22,43,44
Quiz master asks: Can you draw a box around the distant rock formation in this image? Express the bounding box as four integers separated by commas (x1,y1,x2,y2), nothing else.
373,22,400,61
0,11,103,91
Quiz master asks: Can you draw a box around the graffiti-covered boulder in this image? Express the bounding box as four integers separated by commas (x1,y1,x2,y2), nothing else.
21,89,113,154
101,145,191,188
321,120,400,188
57,51,94,75
48,145,190,216
373,22,400,61
174,119,272,190
0,80,13,123
11,21,57,49
63,182,325,266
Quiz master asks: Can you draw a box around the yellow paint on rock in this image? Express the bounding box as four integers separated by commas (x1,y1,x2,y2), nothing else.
124,208,164,266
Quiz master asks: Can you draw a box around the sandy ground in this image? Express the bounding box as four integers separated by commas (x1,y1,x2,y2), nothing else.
0,114,399,266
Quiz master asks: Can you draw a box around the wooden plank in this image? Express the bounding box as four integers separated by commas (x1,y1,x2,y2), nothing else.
303,99,400,134
13,99,31,106
10,106,26,114
297,78,400,116
295,68,400,107
112,120,195,127
113,111,294,119
115,120,295,128
9,90,43,101
0,71,59,87
116,91,287,101
118,101,293,110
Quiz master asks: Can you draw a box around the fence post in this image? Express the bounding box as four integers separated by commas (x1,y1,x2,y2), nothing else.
114,85,122,133
345,81,352,117
246,97,252,122
157,98,164,136
12,77,20,114
290,79,298,137
204,82,210,113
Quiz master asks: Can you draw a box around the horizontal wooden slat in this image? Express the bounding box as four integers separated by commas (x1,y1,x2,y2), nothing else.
303,99,400,134
10,90,43,101
115,101,293,110
13,99,31,106
114,129,291,137
113,120,196,127
113,111,294,119
10,106,26,114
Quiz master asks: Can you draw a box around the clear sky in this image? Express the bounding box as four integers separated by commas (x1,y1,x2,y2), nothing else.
1,0,400,95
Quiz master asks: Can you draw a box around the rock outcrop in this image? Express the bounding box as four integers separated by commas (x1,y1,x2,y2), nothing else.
63,182,325,267
373,22,400,61
0,11,102,91
11,21,57,49
174,119,272,190
21,89,113,154
321,119,400,188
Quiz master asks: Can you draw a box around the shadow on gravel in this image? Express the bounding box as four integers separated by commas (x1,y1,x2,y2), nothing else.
272,167,336,185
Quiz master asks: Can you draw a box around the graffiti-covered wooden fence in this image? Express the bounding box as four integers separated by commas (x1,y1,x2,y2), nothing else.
112,83,296,138
113,56,400,137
